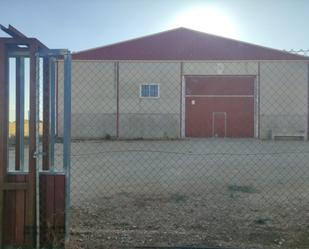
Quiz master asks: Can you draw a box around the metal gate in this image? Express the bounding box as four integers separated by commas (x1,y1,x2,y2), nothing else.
0,25,71,249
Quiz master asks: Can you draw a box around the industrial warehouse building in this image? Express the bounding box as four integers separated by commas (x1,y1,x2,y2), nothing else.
58,28,309,140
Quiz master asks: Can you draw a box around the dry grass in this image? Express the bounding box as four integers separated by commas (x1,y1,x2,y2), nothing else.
8,120,43,138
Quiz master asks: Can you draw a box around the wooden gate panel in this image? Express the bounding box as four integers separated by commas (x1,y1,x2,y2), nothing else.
0,25,70,248
40,174,65,247
14,175,26,244
3,175,27,246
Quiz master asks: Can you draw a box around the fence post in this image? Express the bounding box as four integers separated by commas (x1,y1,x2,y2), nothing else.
0,41,8,248
63,52,72,247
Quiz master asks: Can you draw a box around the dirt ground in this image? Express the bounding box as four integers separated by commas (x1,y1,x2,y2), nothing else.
67,138,309,249
14,138,309,249
70,192,309,249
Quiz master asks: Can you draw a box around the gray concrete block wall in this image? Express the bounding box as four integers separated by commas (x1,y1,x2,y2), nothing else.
118,62,181,138
259,61,308,139
71,113,116,139
58,61,117,138
119,113,180,139
58,59,308,140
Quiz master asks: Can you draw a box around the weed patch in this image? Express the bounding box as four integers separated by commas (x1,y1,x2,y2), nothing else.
228,184,257,194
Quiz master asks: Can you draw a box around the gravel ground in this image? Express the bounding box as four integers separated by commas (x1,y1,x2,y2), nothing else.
67,139,309,249
8,138,309,248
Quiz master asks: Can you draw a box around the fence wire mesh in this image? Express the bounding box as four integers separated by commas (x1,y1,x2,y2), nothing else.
286,49,309,57
57,59,309,249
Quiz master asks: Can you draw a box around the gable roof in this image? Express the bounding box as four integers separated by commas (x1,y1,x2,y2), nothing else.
73,27,308,61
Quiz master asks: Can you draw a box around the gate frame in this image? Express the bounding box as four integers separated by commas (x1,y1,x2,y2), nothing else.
0,24,71,249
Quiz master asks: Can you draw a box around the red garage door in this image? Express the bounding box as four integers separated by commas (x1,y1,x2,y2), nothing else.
185,75,255,138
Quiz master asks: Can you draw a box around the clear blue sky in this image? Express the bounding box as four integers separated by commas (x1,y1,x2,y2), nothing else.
1,0,309,52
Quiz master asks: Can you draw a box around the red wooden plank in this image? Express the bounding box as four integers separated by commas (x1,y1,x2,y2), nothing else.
15,175,26,244
3,190,11,245
39,175,47,246
9,176,16,245
3,175,16,245
3,175,27,246
40,174,55,246
40,175,65,247
54,175,65,245
46,176,55,226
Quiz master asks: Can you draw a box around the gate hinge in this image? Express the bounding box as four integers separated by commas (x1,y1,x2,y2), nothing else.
33,151,47,159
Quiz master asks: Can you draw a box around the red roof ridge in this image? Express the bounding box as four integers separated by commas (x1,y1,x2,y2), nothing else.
180,28,309,60
73,27,186,55
73,27,309,60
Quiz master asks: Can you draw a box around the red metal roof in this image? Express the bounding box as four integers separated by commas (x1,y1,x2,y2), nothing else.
73,27,308,61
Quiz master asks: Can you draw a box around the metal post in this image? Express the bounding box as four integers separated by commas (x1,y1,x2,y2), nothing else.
25,46,38,247
16,57,25,171
115,62,119,138
63,52,71,245
179,62,183,138
307,62,309,141
0,42,8,248
49,58,56,172
35,54,40,249
257,62,261,139
42,57,50,171
20,58,25,172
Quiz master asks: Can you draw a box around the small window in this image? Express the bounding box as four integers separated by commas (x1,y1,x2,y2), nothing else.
140,84,159,98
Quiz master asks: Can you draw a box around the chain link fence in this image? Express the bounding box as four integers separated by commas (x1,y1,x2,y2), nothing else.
56,58,309,249
286,49,309,57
